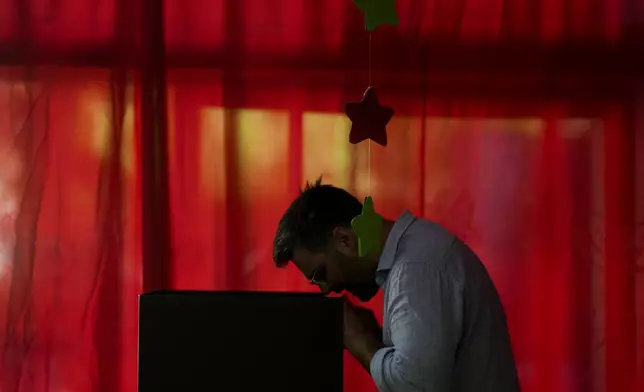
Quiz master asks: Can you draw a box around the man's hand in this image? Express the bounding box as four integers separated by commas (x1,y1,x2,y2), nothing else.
343,300,385,371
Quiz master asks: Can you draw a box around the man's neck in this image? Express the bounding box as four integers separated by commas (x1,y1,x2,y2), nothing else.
361,218,395,274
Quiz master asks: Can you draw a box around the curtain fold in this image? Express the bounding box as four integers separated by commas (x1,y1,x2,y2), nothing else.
0,1,643,392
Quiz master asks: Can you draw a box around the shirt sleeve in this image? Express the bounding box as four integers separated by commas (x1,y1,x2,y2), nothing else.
370,261,464,392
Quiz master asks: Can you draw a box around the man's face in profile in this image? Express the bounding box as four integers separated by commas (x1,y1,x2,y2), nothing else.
291,247,379,302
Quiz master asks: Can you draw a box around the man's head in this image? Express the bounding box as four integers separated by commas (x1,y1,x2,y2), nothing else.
273,178,380,301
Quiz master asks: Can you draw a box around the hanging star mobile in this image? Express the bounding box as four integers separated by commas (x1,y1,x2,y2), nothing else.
345,86,394,147
352,0,399,32
344,0,399,257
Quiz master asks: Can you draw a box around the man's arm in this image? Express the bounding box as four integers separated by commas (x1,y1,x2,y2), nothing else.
343,302,385,371
370,261,464,392
346,332,384,371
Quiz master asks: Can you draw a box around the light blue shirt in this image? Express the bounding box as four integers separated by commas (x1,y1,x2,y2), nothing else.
370,211,521,392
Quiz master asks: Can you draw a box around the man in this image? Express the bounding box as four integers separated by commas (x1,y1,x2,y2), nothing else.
272,179,521,392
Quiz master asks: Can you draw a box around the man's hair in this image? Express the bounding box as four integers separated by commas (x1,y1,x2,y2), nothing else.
272,177,363,267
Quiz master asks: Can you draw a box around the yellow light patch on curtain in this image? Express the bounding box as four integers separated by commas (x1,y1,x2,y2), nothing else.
84,85,110,158
119,87,136,176
199,107,226,200
558,119,599,139
476,118,543,137
236,109,290,198
302,112,351,188
82,83,136,176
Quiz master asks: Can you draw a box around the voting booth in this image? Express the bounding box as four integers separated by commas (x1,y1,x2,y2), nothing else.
138,291,344,391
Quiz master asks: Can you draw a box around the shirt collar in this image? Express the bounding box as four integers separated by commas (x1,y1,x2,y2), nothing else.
375,210,417,286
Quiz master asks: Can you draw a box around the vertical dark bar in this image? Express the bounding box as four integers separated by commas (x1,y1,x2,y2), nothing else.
569,134,593,392
290,0,320,191
286,94,303,290
636,88,644,392
418,107,426,217
94,69,126,392
341,1,366,195
92,0,140,389
222,0,244,290
140,0,171,291
604,105,636,392
418,28,429,218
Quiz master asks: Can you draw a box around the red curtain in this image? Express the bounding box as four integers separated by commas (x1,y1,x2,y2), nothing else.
1,1,643,391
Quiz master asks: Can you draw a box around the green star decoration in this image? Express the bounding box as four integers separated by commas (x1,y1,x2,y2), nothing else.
351,196,383,257
352,0,399,32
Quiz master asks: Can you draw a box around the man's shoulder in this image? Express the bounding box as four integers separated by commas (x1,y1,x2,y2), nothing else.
396,217,456,263
383,249,466,301
389,218,475,288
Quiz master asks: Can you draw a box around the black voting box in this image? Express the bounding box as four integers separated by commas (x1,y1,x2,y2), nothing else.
138,291,344,392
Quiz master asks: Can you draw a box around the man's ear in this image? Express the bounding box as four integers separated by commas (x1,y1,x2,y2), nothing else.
332,227,357,253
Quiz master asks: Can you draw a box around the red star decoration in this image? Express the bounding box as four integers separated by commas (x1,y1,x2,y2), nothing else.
344,87,394,147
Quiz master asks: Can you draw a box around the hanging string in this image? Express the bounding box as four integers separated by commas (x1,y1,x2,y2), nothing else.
368,32,372,86
367,32,372,195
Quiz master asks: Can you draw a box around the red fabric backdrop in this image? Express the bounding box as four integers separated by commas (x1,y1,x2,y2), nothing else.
1,0,643,391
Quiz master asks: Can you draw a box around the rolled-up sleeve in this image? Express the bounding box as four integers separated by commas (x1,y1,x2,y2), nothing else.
370,261,464,392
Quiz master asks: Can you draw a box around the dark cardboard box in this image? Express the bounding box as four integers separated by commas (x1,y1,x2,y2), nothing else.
138,291,343,391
